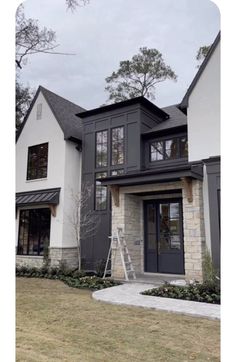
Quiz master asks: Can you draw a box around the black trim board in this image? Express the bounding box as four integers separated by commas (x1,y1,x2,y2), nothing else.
77,96,169,120
100,163,203,186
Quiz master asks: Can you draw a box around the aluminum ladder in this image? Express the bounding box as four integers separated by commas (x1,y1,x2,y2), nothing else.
103,227,136,281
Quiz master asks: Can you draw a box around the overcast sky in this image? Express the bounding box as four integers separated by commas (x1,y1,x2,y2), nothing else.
19,0,220,110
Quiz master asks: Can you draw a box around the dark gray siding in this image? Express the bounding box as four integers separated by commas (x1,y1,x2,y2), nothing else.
81,104,145,270
204,158,221,273
80,101,189,271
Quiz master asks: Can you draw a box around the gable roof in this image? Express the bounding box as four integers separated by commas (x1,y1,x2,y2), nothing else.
16,86,86,142
180,31,220,109
143,105,187,135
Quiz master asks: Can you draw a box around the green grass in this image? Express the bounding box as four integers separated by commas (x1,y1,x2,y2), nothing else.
16,278,220,362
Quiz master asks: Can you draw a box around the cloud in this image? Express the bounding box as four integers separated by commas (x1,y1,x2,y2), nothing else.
20,0,220,109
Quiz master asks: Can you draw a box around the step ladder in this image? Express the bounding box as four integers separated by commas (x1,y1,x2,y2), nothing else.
103,227,136,281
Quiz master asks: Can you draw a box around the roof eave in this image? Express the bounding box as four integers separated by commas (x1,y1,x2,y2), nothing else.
180,31,221,109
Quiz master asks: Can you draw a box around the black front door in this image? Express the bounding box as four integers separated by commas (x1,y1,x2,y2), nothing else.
144,199,184,274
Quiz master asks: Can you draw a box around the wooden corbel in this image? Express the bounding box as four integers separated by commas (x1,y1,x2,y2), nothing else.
109,185,120,207
48,204,57,217
181,177,193,203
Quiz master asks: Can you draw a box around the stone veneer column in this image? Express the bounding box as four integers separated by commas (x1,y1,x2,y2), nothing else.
182,179,206,281
111,193,143,279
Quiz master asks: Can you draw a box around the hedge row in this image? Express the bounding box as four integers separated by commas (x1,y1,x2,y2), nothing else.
16,265,121,290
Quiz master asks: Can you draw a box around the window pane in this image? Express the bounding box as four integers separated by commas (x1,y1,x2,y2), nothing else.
112,127,124,165
150,142,164,161
27,143,48,180
165,139,178,159
180,137,188,158
96,131,107,167
95,172,107,210
111,169,124,176
17,209,50,256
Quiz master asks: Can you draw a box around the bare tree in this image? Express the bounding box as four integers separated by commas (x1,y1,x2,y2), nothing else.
66,0,90,11
15,5,75,69
67,183,101,270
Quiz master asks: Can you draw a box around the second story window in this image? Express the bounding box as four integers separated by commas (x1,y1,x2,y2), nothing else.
112,126,124,165
27,143,48,180
150,137,188,162
96,130,108,167
180,137,188,158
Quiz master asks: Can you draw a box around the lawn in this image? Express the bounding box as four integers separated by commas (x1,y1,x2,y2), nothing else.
16,278,220,362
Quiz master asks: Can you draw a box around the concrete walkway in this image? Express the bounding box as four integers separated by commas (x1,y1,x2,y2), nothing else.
93,283,220,320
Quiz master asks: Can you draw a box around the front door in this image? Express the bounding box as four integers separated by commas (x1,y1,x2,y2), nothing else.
144,199,184,274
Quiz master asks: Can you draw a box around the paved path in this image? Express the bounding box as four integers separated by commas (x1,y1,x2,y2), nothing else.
93,283,220,320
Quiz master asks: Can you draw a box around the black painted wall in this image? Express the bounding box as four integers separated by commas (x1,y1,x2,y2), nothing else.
80,101,187,270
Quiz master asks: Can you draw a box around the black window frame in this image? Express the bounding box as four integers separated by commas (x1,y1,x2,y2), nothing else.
149,136,188,163
27,143,48,180
95,172,108,211
111,126,125,166
17,208,51,256
95,130,108,168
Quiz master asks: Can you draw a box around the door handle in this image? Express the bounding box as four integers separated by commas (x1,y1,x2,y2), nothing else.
157,242,160,255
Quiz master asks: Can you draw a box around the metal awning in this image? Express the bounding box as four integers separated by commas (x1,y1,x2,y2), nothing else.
16,188,61,207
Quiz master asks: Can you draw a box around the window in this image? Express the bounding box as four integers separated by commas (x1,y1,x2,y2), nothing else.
95,172,107,210
111,169,124,176
112,126,124,165
36,103,42,120
150,142,164,161
180,137,188,158
165,139,178,159
150,137,188,162
27,143,48,180
17,208,51,256
96,130,108,167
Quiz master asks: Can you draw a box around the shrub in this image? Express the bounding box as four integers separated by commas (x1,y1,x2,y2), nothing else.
142,281,220,304
202,249,219,284
16,265,120,290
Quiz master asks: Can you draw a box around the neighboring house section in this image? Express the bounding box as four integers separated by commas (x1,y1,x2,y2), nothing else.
77,98,205,281
180,32,220,273
16,86,85,268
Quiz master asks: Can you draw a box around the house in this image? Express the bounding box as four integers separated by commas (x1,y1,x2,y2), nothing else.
16,32,220,281
16,86,85,268
77,32,220,280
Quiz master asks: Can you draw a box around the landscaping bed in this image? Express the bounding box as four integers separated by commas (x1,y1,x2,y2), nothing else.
142,281,220,304
16,265,121,290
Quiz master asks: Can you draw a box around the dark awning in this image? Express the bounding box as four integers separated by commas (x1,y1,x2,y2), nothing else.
100,163,203,187
16,188,61,207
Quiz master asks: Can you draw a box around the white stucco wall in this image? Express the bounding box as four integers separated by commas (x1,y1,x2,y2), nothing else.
16,90,82,251
62,141,82,247
187,41,220,162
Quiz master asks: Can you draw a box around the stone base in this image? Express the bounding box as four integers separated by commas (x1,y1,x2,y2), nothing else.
16,247,79,270
49,247,79,269
16,255,44,268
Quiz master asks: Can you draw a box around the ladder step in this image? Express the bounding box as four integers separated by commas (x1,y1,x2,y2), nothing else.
103,228,136,281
